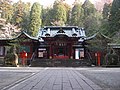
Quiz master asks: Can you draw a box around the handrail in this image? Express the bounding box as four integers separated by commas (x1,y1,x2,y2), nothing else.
31,52,35,61
86,50,92,62
29,52,35,66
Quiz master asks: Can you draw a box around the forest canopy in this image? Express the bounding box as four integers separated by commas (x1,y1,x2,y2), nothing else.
0,0,120,43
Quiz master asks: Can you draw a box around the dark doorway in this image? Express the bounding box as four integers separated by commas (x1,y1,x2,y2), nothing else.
58,47,65,56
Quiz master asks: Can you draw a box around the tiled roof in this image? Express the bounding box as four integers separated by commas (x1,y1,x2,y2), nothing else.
0,26,89,42
37,26,86,38
14,31,38,40
0,31,38,41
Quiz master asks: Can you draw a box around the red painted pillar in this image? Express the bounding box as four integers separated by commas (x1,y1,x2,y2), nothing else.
21,50,27,66
49,43,52,59
70,43,73,59
97,52,101,66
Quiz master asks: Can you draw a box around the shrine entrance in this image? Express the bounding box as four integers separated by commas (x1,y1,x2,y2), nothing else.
53,42,70,59
58,47,65,56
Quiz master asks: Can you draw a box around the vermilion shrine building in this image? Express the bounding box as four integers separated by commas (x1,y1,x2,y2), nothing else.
0,26,114,66
38,26,87,60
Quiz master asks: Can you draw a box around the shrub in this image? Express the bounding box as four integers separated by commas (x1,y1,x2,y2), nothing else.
106,53,119,65
4,53,16,66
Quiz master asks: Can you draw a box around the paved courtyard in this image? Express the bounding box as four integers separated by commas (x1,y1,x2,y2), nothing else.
0,67,120,90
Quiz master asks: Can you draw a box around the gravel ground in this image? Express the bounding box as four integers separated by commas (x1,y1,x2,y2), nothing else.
76,68,120,90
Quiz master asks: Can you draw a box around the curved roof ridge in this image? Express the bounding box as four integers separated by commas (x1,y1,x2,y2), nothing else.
85,32,99,40
11,31,38,40
85,32,112,40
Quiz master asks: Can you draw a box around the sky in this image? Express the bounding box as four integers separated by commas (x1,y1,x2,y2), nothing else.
11,0,96,7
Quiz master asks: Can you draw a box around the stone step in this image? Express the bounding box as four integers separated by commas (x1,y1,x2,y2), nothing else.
31,59,92,67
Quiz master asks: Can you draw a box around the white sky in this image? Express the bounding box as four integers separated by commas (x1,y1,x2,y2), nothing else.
11,0,96,7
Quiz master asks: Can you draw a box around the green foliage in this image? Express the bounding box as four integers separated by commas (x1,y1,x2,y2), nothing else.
70,2,84,27
0,0,13,22
109,0,120,37
51,1,67,26
100,19,109,35
83,14,100,36
82,0,96,17
88,33,110,52
29,2,42,36
41,8,52,26
12,0,25,26
102,3,111,19
0,0,117,42
81,0,102,36
11,0,31,31
4,46,17,66
101,3,111,35
106,53,119,65
42,1,70,26
62,3,71,25
21,2,31,31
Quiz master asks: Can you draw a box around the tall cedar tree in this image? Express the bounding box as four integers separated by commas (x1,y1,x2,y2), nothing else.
71,2,84,27
82,0,99,36
101,3,111,35
52,0,67,26
0,0,13,22
42,0,70,26
102,3,111,19
21,2,31,31
12,0,31,30
12,0,24,26
109,0,120,37
62,2,71,25
82,0,96,17
41,8,51,26
29,2,41,36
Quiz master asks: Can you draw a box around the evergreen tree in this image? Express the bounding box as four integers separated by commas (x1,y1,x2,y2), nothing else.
82,0,101,36
70,2,84,27
101,3,111,35
12,0,25,27
21,2,31,31
83,13,102,36
0,0,13,22
51,0,67,26
82,0,96,17
12,0,31,30
109,0,120,37
42,7,53,26
62,3,71,25
42,0,70,26
102,3,111,19
29,2,42,36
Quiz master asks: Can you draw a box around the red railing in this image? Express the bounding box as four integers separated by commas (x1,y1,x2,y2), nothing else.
54,55,69,59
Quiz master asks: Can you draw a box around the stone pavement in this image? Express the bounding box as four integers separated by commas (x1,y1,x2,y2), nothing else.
7,68,102,90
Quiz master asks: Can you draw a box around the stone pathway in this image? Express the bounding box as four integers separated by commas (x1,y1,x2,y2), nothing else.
7,68,102,90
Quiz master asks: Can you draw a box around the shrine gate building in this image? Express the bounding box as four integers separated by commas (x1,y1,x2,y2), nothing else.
37,26,87,60
0,26,92,66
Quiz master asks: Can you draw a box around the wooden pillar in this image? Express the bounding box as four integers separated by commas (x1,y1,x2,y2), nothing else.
97,52,101,66
57,42,59,56
70,43,73,59
49,43,52,59
67,43,71,58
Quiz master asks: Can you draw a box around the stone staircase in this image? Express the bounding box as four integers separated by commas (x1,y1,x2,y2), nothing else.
30,59,92,67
